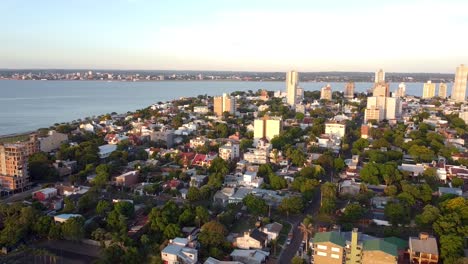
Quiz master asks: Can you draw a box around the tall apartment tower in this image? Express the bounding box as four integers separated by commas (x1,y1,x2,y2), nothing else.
422,81,436,99
213,93,236,116
375,69,385,83
451,64,468,102
286,70,301,106
253,116,282,142
344,82,355,99
439,83,447,98
395,82,406,97
0,134,39,191
321,84,333,100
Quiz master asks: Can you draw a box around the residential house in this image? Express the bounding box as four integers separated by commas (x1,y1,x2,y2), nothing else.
33,187,57,201
409,233,439,264
230,249,269,264
235,229,268,249
438,187,462,196
114,171,139,187
161,237,198,264
262,222,283,241
98,144,117,159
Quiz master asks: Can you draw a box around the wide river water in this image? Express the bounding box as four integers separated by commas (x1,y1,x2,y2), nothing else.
0,80,439,135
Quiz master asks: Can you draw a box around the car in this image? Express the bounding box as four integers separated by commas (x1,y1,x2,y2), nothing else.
286,238,291,245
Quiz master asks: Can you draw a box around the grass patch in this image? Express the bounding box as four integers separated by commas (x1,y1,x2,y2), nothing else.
0,134,30,144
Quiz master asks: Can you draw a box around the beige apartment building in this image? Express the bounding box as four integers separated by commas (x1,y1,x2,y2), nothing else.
422,81,436,99
0,134,39,191
451,64,468,102
286,70,300,106
438,83,447,98
344,82,355,99
321,84,332,100
214,93,236,116
253,116,282,143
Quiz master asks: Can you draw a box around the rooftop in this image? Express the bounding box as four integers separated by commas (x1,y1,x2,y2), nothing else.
313,231,346,247
363,239,398,257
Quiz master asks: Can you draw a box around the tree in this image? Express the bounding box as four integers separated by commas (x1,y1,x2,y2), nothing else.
341,204,366,224
440,235,464,264
164,223,182,239
291,256,305,264
96,200,112,216
408,145,436,162
243,194,268,216
62,197,75,213
28,152,57,181
239,139,253,152
384,202,408,226
415,205,440,227
178,209,195,226
360,163,380,185
114,201,134,218
195,206,210,227
199,221,228,251
61,216,85,241
187,187,201,202
279,196,304,217
451,177,464,188
298,221,314,250
33,215,53,238
333,158,346,172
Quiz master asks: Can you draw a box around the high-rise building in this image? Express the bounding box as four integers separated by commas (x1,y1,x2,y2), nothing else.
0,134,39,191
286,71,300,106
321,84,333,100
364,96,401,122
344,82,355,99
253,116,282,144
213,93,236,116
422,81,436,99
375,69,385,83
395,82,406,98
373,82,390,97
451,64,468,102
438,83,447,98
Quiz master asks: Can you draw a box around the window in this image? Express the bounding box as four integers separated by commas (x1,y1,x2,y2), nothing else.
331,254,340,259
332,247,340,252
317,251,327,257
317,245,328,250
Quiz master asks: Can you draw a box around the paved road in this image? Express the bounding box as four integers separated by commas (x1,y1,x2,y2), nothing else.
278,189,321,264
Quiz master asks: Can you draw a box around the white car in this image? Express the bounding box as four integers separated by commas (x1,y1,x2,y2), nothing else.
286,238,291,245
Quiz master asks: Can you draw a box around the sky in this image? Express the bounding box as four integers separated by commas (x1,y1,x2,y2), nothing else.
1,0,467,72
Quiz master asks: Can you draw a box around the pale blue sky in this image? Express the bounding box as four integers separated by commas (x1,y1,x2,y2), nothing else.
1,0,467,72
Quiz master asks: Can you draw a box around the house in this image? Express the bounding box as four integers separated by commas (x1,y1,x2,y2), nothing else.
409,233,439,264
104,133,128,144
32,187,57,201
114,170,139,187
311,231,346,264
53,160,77,177
438,187,462,196
161,237,198,264
204,257,242,264
362,239,398,264
98,144,117,159
235,229,268,249
219,140,240,161
190,175,208,188
54,214,83,223
55,184,90,196
261,222,283,241
230,249,269,264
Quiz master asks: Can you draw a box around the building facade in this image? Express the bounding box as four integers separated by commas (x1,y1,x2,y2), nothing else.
253,116,282,143
375,69,385,83
0,134,39,191
286,70,300,106
325,122,346,138
438,83,447,98
214,93,236,116
422,81,436,99
321,84,332,100
344,82,355,99
451,64,468,102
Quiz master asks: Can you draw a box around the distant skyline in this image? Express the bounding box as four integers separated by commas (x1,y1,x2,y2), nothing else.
1,0,467,72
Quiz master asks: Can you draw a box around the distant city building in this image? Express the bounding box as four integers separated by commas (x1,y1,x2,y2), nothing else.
286,70,302,106
253,116,282,144
451,64,468,102
321,84,333,100
344,82,355,99
39,130,68,152
214,93,236,116
395,82,406,97
325,122,346,138
364,96,401,122
422,81,436,99
0,134,39,191
375,69,385,83
438,83,447,98
373,82,390,97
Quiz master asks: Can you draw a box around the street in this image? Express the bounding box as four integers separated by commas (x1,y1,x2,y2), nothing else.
277,189,322,264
